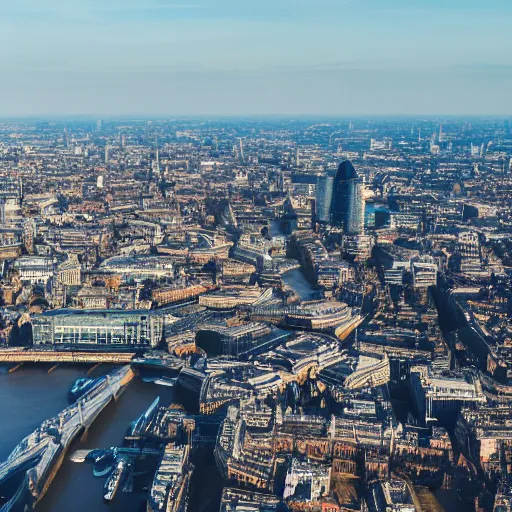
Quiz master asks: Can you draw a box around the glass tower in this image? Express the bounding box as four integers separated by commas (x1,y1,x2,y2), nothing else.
330,160,363,234
315,174,334,223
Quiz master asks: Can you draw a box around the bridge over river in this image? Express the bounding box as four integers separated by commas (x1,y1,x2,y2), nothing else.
0,350,134,364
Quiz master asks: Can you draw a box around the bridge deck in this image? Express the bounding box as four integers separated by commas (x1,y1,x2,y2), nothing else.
0,350,135,364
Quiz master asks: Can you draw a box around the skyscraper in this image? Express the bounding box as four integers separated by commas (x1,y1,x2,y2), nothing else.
238,138,245,164
315,175,334,223
330,160,363,234
0,199,6,225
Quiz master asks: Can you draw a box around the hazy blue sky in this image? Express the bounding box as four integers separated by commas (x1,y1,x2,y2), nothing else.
1,0,511,116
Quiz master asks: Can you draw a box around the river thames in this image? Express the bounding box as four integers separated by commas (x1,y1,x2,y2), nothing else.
0,364,173,512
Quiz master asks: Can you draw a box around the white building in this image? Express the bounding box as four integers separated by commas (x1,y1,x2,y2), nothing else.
370,138,392,151
411,261,437,289
283,458,331,502
32,309,164,348
14,256,54,285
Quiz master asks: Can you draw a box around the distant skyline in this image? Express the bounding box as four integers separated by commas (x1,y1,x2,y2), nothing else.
1,0,511,117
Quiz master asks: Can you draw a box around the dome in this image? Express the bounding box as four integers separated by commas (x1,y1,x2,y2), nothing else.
335,160,358,182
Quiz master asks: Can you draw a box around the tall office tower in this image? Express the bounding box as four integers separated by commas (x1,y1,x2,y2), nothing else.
238,138,245,164
96,119,102,132
330,160,363,234
315,175,334,223
278,171,285,193
295,147,300,167
105,145,109,164
22,219,36,254
0,200,6,225
439,123,444,143
155,148,160,172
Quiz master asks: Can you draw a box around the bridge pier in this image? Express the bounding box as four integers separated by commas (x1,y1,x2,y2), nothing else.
8,363,23,374
87,363,102,376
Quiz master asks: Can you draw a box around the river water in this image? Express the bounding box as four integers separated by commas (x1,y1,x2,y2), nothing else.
281,268,319,301
0,364,173,512
270,218,321,302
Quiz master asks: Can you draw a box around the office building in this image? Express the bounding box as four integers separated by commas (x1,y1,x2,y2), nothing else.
32,309,164,348
315,174,334,223
330,160,364,234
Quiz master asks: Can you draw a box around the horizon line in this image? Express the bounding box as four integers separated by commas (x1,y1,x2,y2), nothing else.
0,113,511,121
